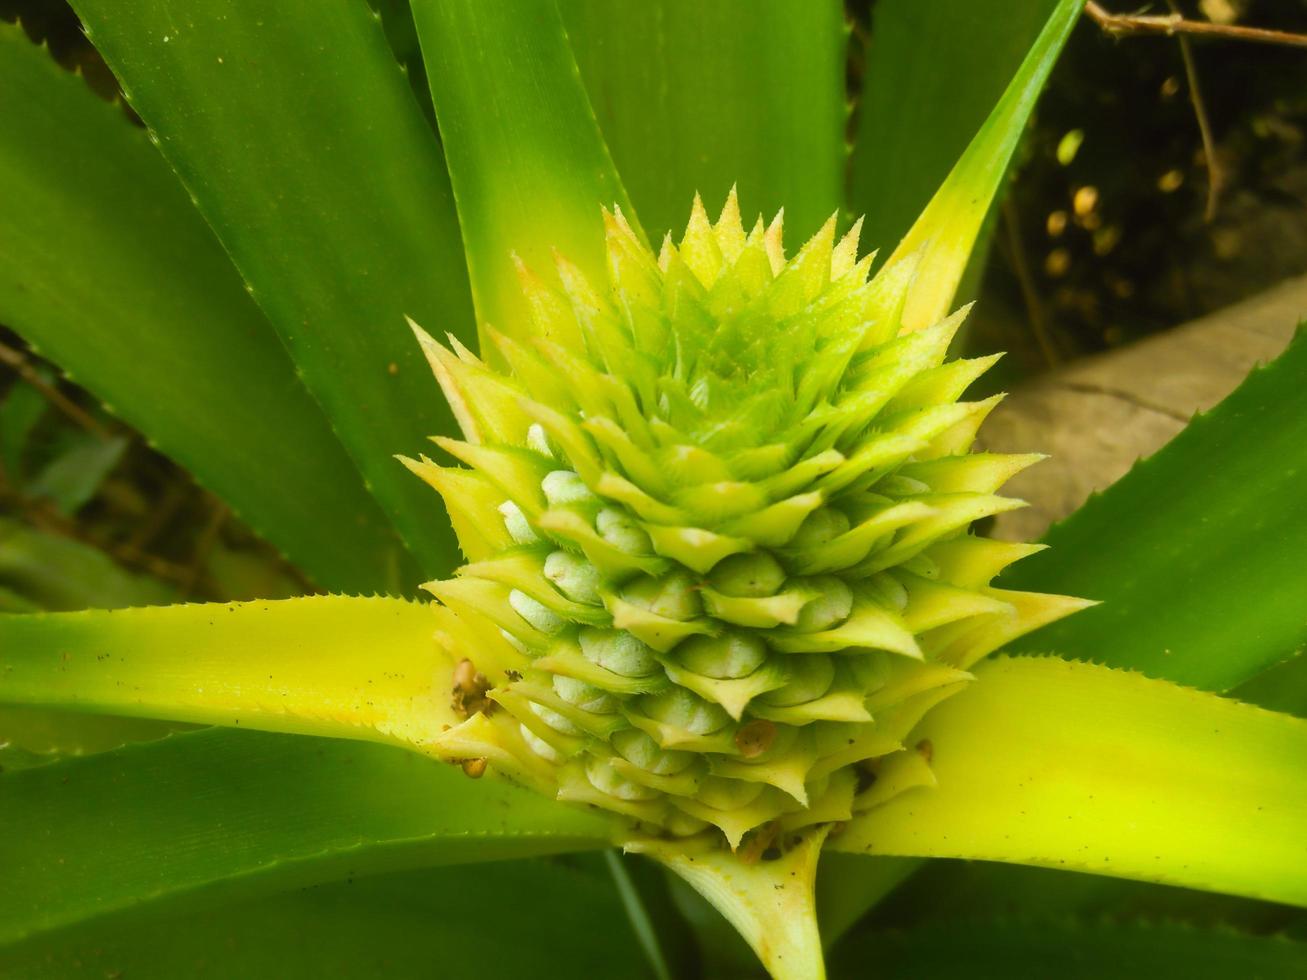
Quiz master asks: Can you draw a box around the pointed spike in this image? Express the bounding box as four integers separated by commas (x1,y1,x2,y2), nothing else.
408,317,480,443
611,203,638,238
513,253,586,351
764,209,786,275
765,213,838,315
398,455,509,560
856,249,922,350
657,232,676,272
553,248,603,309
831,215,864,280
713,185,748,262
681,192,723,287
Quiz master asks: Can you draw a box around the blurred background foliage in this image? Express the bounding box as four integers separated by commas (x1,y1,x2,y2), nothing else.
1,0,1305,611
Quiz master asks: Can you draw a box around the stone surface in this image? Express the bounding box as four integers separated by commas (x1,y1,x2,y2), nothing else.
980,275,1306,540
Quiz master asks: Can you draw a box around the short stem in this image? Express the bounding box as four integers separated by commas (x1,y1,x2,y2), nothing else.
634,826,829,980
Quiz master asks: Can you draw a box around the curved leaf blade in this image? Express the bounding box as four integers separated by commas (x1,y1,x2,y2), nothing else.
1005,330,1307,691
0,729,615,945
832,917,1307,979
1237,653,1307,718
0,23,416,593
0,863,648,979
924,333,1307,928
0,596,457,750
412,0,640,346
69,0,477,576
0,519,174,611
561,0,846,242
832,657,1307,908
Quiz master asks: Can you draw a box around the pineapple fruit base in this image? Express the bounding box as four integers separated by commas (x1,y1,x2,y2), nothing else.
410,193,1081,849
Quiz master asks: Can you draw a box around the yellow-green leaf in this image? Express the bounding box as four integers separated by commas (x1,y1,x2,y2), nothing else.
833,657,1307,908
0,596,451,751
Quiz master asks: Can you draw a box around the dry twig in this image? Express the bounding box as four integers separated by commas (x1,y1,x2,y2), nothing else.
1164,2,1223,220
0,339,108,437
1085,2,1307,48
1000,196,1060,368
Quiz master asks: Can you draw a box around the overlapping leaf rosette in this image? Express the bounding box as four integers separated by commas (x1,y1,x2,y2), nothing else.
408,193,1084,849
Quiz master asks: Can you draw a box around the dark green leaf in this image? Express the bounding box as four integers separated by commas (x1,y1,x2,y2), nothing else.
1006,330,1307,691
369,0,436,124
0,704,185,773
0,518,174,611
604,852,696,980
0,585,40,614
0,378,48,482
561,0,846,241
0,728,614,944
866,860,1301,941
831,917,1307,979
70,0,477,577
0,863,649,978
0,23,414,593
1234,652,1307,718
816,854,919,948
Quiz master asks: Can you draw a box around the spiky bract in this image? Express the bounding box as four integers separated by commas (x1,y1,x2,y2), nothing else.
408,192,1085,848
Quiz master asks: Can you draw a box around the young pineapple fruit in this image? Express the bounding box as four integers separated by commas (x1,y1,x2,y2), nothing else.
407,192,1084,850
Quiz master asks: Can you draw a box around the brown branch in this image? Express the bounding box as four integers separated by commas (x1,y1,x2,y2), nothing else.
1166,1,1223,220
181,497,227,597
1085,2,1307,48
1000,197,1059,368
0,339,109,437
0,486,197,587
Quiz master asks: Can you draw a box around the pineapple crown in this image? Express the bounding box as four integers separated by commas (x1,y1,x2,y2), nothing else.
406,190,1086,849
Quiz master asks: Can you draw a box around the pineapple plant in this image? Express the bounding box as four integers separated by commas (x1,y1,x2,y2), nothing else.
1,0,1304,977
408,194,1086,856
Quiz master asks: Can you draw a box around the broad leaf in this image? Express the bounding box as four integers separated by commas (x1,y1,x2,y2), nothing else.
370,0,437,124
604,851,696,980
411,0,640,348
0,596,455,750
0,729,615,944
833,657,1307,908
0,22,415,593
1237,653,1307,718
913,332,1307,935
0,519,174,611
831,917,1307,979
860,858,1300,941
816,854,919,948
888,0,1081,332
0,863,647,978
0,704,184,774
561,0,846,241
70,0,477,576
1006,330,1307,691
